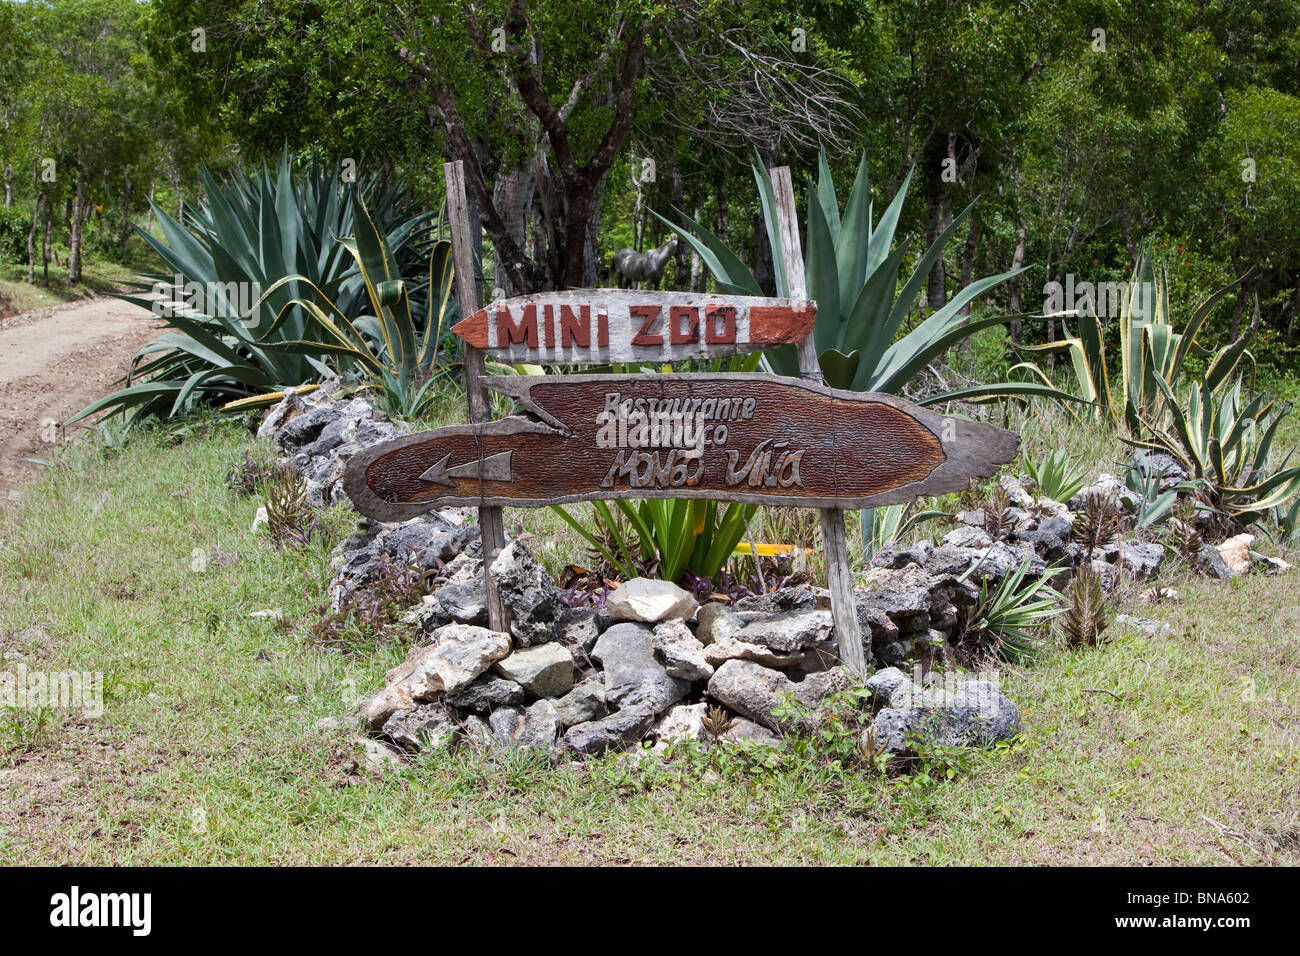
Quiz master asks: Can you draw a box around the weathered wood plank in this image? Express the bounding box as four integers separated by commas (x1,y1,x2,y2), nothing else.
444,160,509,633
770,164,867,673
342,371,1019,521
450,290,816,365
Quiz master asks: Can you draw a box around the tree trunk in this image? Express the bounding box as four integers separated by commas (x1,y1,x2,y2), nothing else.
42,198,51,284
69,168,85,283
3,163,11,208
559,179,594,290
669,166,687,290
958,207,979,319
689,201,704,292
492,163,535,297
1008,220,1028,345
714,173,729,246
119,165,132,258
26,194,38,283
924,178,950,312
754,206,775,296
144,179,155,236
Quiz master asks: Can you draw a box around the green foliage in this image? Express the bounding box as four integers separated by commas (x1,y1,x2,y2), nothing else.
959,559,1063,664
551,498,755,584
660,150,1066,406
1132,373,1300,527
72,156,431,427
1072,492,1121,552
0,205,29,264
1058,564,1109,648
861,502,949,561
1015,241,1251,433
1122,457,1195,530
1023,448,1089,504
261,192,457,383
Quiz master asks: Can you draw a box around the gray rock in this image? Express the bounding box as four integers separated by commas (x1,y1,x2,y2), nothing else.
856,577,930,634
494,643,575,698
877,641,906,666
871,540,933,569
706,659,817,731
695,603,746,645
724,718,782,746
1090,558,1119,591
944,526,992,550
999,475,1036,508
857,604,899,647
444,676,525,713
927,541,1044,585
604,577,700,623
382,703,460,751
490,540,567,645
865,667,1020,753
592,623,689,714
704,636,806,669
552,678,607,727
1118,541,1164,579
1193,543,1235,581
489,699,562,752
562,705,656,755
955,508,987,528
734,608,833,653
1037,515,1073,539
458,714,496,752
651,621,714,680
1027,528,1071,562
1131,450,1188,491
358,684,415,731
732,586,817,614
556,608,601,656
415,624,512,696
651,702,708,745
435,577,489,626
356,736,404,768
1114,613,1174,637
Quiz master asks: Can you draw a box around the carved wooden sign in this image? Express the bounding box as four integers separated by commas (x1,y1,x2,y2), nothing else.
343,373,1019,522
450,291,816,365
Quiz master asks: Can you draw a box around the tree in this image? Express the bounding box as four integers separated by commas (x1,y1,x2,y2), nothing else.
145,0,857,294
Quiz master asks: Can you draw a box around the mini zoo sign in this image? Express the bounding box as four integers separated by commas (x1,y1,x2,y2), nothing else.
343,161,1020,672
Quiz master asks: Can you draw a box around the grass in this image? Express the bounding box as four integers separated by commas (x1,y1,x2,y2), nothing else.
1,417,1297,865
0,235,158,318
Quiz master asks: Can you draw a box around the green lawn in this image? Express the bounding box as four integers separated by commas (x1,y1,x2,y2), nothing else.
1,422,1297,865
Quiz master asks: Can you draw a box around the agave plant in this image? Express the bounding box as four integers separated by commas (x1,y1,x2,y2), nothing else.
861,501,948,561
1024,448,1089,504
1014,241,1252,433
551,498,756,584
1133,372,1300,526
72,155,431,427
958,558,1063,664
259,194,457,391
658,150,1068,405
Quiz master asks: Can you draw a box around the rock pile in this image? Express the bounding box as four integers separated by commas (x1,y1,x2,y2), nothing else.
252,387,1288,765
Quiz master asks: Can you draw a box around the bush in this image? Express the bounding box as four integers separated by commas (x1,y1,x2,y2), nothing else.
0,204,31,265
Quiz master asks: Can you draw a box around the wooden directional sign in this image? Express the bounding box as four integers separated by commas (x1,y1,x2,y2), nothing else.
343,373,1019,522
450,290,816,365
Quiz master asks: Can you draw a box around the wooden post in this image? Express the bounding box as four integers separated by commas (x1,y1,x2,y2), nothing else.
769,166,868,675
444,160,510,633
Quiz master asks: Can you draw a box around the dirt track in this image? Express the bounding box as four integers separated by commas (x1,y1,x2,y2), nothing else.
0,297,160,502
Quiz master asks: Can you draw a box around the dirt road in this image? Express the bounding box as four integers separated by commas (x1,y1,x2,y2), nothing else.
0,297,160,502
